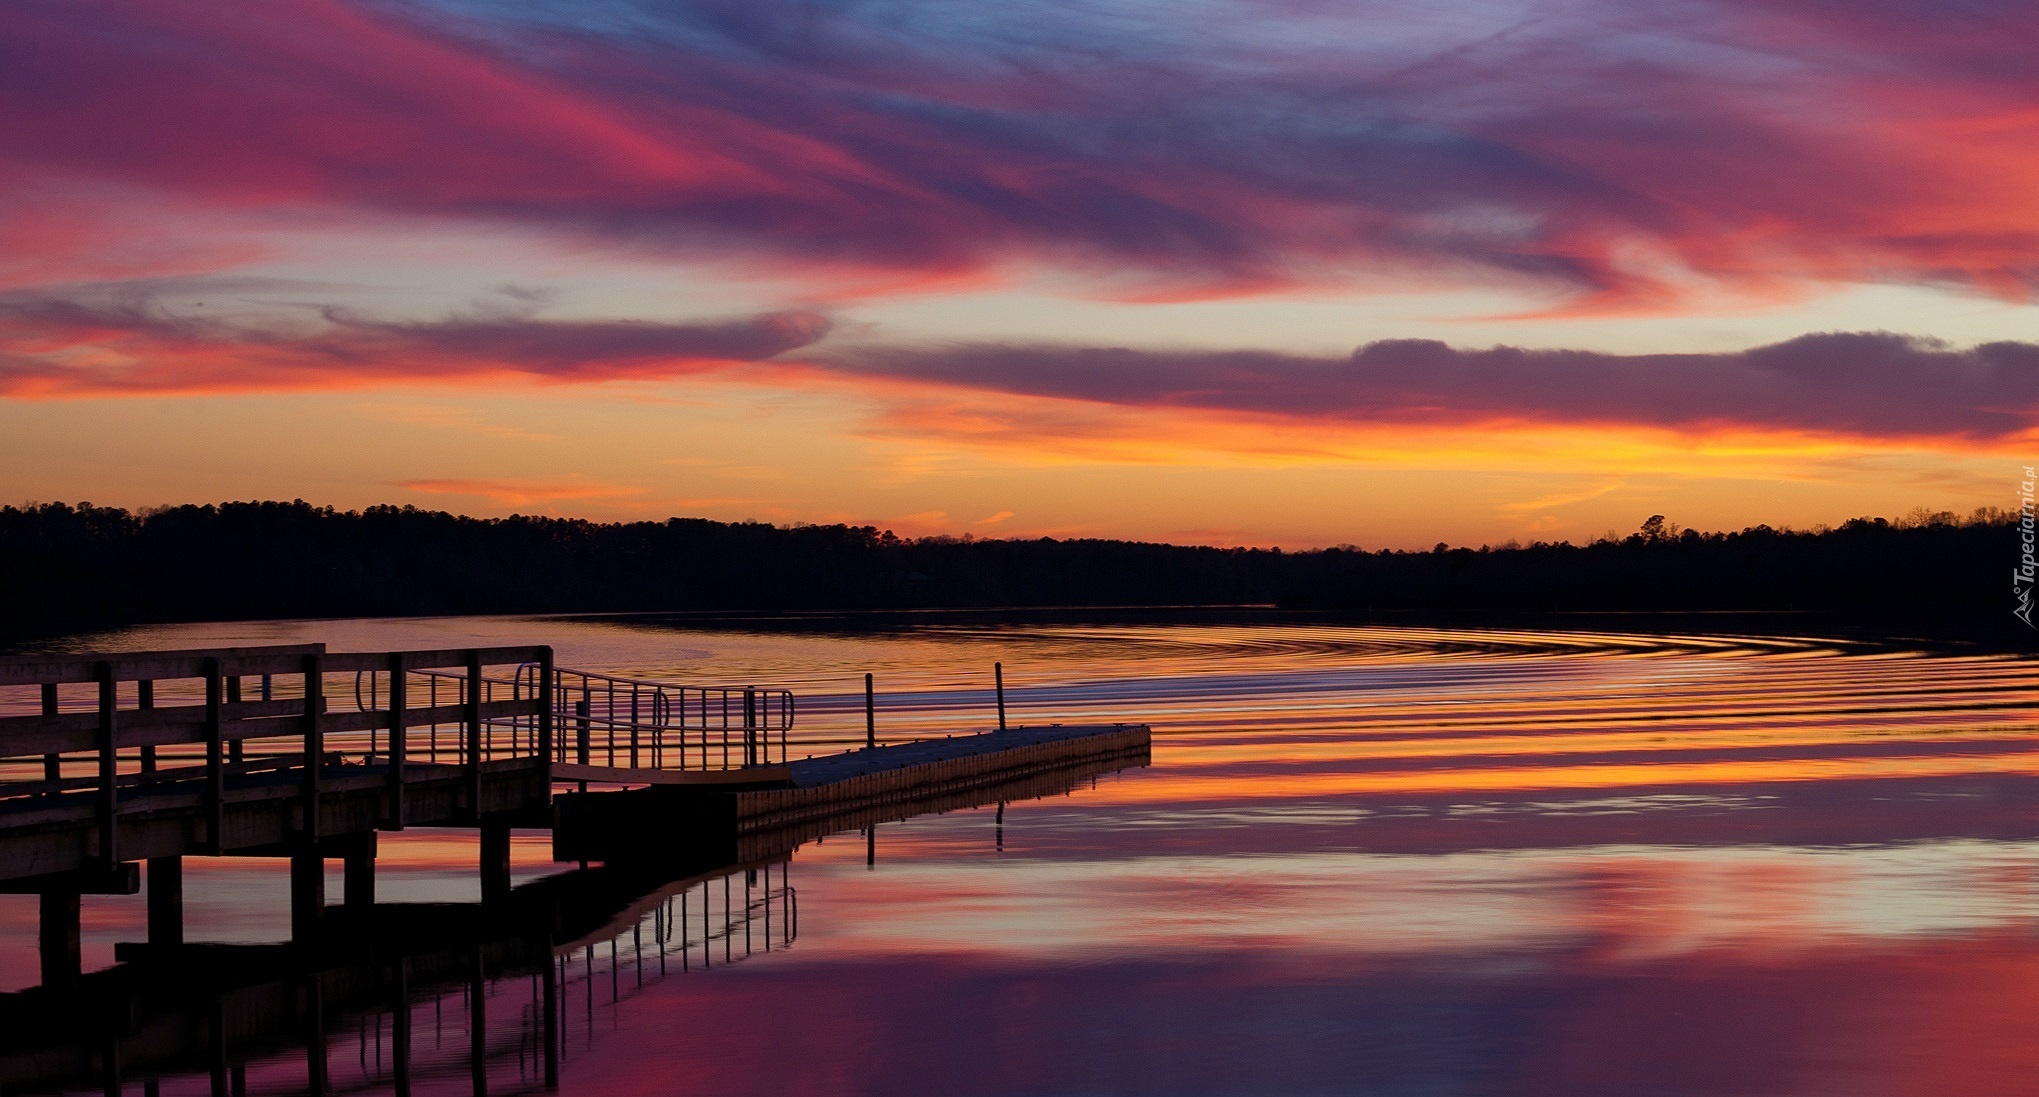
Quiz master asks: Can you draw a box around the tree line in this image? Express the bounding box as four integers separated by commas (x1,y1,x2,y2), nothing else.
0,500,2021,643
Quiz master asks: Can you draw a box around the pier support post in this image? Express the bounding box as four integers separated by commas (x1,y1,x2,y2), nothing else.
39,889,81,989
147,856,183,948
468,948,489,1097
343,842,375,911
480,819,512,905
290,852,325,944
303,974,329,1097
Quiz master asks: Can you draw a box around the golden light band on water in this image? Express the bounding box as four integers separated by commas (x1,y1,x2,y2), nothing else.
1097,750,2039,802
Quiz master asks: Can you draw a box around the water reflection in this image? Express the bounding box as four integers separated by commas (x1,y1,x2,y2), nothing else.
0,750,1125,1096
5,615,2035,1096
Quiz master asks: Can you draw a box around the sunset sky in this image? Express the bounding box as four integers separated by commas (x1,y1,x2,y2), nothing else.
4,0,2035,547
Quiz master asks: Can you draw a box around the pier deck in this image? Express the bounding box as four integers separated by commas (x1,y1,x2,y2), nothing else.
557,723,1151,859
0,642,1151,997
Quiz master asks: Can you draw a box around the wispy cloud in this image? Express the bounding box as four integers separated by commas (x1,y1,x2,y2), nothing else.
4,0,2039,306
0,285,830,395
393,477,640,506
1501,482,1627,513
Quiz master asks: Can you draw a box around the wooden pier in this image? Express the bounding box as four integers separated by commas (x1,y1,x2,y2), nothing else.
0,701,1149,1095
0,642,1149,996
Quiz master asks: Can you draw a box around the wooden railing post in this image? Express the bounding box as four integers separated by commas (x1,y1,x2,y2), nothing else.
385,652,407,831
301,654,324,844
226,677,245,763
138,679,157,775
535,648,554,789
743,687,757,767
995,662,1007,732
203,658,224,854
39,682,59,789
464,652,483,819
94,662,118,869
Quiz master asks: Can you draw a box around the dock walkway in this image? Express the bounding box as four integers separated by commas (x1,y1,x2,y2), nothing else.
554,722,1150,859
0,642,1151,993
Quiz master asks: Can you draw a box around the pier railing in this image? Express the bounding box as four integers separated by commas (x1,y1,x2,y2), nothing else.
0,643,554,867
353,663,796,772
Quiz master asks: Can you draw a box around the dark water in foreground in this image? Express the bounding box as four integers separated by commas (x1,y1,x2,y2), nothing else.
4,614,2036,1095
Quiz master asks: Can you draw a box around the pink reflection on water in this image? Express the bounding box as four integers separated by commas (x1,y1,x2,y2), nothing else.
0,615,2033,1094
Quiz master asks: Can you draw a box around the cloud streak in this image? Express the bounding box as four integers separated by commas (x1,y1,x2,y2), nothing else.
5,281,2030,445
4,0,2039,305
0,288,830,394
816,331,2039,444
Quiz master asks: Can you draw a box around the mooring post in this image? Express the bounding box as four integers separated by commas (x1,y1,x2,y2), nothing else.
995,662,1006,731
480,819,512,905
290,852,325,944
39,888,81,990
864,673,875,750
147,856,183,948
865,824,875,868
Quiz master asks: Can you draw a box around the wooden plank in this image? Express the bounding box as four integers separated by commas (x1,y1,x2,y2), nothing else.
550,762,792,787
0,645,326,687
319,646,548,674
0,698,540,758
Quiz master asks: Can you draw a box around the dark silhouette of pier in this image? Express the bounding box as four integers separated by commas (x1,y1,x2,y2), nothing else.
0,743,1138,1094
0,642,1151,1092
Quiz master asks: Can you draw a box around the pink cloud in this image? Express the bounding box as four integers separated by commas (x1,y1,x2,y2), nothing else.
5,0,2039,307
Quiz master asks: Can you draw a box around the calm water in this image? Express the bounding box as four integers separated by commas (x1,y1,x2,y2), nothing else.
5,614,2037,1095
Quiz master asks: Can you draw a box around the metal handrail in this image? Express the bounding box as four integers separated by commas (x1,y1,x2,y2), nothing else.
349,664,796,772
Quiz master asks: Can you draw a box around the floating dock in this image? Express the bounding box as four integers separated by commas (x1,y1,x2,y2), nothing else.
555,722,1151,860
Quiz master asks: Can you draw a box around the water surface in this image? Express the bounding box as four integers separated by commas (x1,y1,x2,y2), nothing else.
5,614,2035,1095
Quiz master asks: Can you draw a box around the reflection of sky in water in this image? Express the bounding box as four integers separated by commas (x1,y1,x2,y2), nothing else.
793,838,2039,961
2,615,2036,1094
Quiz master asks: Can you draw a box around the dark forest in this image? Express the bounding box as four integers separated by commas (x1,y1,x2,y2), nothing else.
0,500,2021,644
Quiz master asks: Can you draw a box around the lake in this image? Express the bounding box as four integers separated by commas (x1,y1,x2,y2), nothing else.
3,612,2035,1095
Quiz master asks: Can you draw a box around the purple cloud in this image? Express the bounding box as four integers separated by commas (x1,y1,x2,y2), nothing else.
817,332,2039,441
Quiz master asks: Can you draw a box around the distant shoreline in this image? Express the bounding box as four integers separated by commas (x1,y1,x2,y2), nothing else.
2,500,2027,652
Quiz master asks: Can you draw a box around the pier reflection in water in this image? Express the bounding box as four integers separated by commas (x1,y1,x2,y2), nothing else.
0,748,1115,1096
4,614,2036,1096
